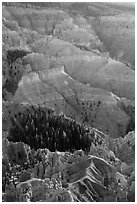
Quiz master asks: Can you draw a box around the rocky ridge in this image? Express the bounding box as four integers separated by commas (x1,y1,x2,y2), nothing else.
2,2,135,202
2,102,135,201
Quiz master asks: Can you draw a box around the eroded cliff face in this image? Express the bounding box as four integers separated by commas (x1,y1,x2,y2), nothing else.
2,2,135,202
2,136,135,202
2,46,134,138
2,6,135,102
12,67,131,138
2,101,135,201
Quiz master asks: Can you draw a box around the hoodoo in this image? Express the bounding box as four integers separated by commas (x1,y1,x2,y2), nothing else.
2,2,135,202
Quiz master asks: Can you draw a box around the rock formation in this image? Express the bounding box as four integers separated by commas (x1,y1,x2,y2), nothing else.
2,2,135,202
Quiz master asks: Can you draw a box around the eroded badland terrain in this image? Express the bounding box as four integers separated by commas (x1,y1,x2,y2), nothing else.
2,2,135,202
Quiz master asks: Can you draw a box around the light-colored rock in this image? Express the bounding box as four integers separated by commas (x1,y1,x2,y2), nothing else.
13,67,130,138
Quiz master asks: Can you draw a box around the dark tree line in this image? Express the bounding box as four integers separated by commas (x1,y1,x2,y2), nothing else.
8,105,100,152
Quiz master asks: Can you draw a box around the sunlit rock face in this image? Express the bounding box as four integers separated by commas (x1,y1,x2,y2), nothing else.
12,67,131,138
104,131,135,167
91,12,135,67
2,2,135,202
2,5,104,51
2,137,118,202
16,179,73,202
117,131,135,165
2,104,134,201
2,137,130,202
22,40,135,100
62,155,117,202
3,3,134,66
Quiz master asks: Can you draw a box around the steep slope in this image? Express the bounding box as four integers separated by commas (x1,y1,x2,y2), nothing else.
3,4,135,100
91,12,135,67
13,66,131,138
2,3,135,202
2,127,134,202
2,3,134,140
2,5,104,52
24,39,135,100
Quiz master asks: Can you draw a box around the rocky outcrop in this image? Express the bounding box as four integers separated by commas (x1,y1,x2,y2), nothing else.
91,12,135,67
117,97,135,133
2,4,135,101
2,4,134,138
116,132,135,166
63,156,117,202
3,140,133,202
105,131,135,166
12,67,131,138
10,178,73,202
2,2,135,202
